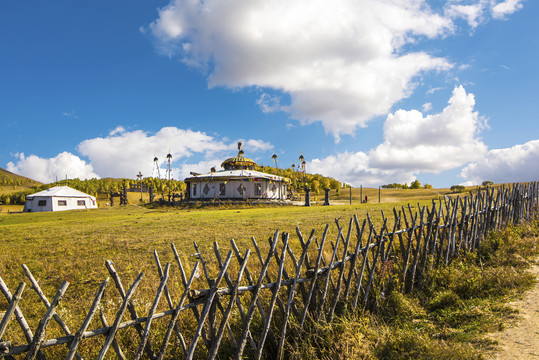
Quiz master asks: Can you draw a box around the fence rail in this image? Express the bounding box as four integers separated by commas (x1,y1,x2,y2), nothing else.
1,182,537,359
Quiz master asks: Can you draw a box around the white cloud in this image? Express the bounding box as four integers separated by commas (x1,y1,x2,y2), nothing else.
149,0,522,139
62,111,79,119
256,93,282,113
427,87,445,95
446,2,485,28
308,86,488,186
150,0,454,138
6,152,99,183
6,127,274,182
242,139,274,152
422,102,433,112
492,0,524,19
370,85,487,172
309,151,415,187
176,158,225,180
460,139,539,184
445,0,523,27
109,126,126,136
77,127,230,179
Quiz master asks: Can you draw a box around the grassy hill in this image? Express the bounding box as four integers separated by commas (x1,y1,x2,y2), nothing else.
0,166,41,193
0,167,42,211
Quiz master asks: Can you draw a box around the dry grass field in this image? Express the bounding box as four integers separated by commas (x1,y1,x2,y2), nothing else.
0,198,426,356
0,185,486,308
2,182,529,359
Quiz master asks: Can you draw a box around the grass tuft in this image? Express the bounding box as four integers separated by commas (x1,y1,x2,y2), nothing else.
292,218,539,359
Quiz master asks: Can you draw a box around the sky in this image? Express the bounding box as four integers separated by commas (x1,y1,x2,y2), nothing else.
1,0,538,188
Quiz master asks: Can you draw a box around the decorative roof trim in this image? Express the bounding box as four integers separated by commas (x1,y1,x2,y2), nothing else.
185,169,290,183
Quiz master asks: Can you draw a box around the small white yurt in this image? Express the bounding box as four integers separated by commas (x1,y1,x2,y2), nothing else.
23,186,98,212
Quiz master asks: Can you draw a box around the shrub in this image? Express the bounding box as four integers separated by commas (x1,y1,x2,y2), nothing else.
427,290,462,311
450,185,466,193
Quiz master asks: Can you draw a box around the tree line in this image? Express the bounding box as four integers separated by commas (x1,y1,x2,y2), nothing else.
255,165,342,194
382,180,433,189
0,177,187,205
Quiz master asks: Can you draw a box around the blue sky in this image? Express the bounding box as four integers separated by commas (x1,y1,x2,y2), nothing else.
1,0,538,187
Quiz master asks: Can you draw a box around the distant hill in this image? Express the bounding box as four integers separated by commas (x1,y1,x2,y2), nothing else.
0,167,39,183
0,167,41,196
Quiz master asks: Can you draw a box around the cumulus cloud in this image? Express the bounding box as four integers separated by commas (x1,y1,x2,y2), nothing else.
460,139,539,184
150,0,455,138
308,86,488,186
242,139,274,152
76,127,273,179
176,158,225,179
309,151,416,187
6,152,99,183
149,0,522,139
76,127,228,178
370,85,487,172
6,127,274,182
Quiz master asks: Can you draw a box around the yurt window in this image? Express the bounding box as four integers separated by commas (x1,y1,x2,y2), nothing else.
38,200,47,206
193,184,197,196
255,183,262,196
58,200,67,206
219,183,226,196
77,200,86,206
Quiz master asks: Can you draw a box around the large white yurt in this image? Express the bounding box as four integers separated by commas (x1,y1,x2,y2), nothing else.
23,186,98,212
184,143,290,201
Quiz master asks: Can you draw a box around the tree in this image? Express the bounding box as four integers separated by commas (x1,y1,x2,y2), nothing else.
482,180,494,186
311,179,320,194
410,180,421,189
329,179,341,190
320,178,330,190
271,154,278,169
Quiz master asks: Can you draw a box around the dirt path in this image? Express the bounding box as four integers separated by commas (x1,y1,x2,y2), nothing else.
487,263,539,359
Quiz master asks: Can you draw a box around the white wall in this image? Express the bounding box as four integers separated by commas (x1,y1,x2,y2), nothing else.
24,196,97,212
190,179,287,200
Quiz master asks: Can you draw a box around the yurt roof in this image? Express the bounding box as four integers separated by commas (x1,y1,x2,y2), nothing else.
221,156,257,168
26,186,95,199
185,169,290,183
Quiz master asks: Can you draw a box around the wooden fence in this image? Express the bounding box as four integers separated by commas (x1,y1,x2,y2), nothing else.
1,182,537,359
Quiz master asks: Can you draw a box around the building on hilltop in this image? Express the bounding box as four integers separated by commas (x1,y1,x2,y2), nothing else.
23,186,98,212
184,142,290,201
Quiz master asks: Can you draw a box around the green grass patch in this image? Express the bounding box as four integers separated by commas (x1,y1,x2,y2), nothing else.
290,219,539,359
0,196,537,358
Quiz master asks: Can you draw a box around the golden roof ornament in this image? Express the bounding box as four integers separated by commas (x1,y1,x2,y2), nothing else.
238,141,244,157
221,141,256,170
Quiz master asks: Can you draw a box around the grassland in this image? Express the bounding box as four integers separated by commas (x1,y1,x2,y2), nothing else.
0,200,423,286
0,184,534,359
0,199,419,356
288,221,539,359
